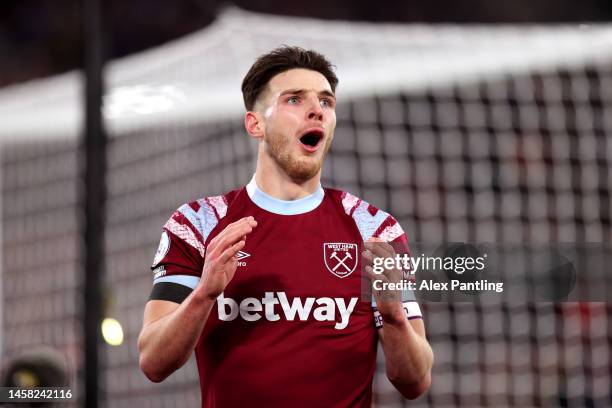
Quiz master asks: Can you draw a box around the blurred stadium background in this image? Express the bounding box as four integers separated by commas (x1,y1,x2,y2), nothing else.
1,3,611,408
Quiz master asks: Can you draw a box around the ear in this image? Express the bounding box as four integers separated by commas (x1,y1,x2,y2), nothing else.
244,111,264,140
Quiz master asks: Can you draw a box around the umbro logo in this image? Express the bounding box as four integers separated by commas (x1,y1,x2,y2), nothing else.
236,250,250,266
236,251,250,261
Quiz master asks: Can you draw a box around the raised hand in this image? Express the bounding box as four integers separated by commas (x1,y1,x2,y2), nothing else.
197,216,257,299
362,237,405,323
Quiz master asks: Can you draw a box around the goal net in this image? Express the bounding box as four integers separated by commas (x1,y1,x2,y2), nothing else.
0,7,610,407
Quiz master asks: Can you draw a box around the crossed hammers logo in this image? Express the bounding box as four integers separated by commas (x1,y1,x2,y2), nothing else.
330,250,353,272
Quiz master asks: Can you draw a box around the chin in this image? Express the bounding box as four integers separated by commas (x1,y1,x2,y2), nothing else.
268,142,326,183
285,159,322,183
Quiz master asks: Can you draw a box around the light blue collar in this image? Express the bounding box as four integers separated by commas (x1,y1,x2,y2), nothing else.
246,176,324,215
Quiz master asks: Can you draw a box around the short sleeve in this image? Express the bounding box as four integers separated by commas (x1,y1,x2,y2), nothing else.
149,205,207,303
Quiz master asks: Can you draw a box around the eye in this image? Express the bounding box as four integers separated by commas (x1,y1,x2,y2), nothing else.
287,96,299,105
320,98,334,108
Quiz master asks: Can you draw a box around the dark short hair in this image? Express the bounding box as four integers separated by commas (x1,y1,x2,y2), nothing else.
241,46,338,111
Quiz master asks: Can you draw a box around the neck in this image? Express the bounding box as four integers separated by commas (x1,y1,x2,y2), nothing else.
254,149,321,200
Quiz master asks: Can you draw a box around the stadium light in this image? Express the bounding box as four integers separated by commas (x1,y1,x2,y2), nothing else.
101,318,124,346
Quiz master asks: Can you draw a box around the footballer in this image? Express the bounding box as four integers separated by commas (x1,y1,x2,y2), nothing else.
138,46,433,407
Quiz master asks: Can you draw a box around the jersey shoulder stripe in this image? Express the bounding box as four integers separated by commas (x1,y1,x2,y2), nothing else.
204,195,229,219
338,190,405,242
163,194,229,257
151,192,234,295
373,214,406,243
164,216,206,258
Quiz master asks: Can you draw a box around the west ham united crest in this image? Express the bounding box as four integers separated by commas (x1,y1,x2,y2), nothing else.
323,243,358,278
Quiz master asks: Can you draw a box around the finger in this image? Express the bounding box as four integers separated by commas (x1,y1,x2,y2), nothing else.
367,265,394,285
218,239,246,264
366,239,394,255
226,216,256,227
220,221,256,245
209,217,257,246
366,266,394,302
210,216,256,240
209,223,254,257
365,237,385,249
214,220,252,244
365,237,392,249
363,249,403,284
364,265,380,282
231,216,257,228
362,247,393,274
362,249,376,266
209,217,257,250
365,241,395,258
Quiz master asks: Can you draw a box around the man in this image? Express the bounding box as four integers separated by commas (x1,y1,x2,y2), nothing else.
138,46,433,407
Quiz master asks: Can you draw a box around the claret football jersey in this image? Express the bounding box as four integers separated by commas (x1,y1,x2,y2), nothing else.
149,177,422,408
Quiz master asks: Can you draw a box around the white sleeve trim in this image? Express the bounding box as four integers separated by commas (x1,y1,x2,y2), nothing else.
373,301,423,329
403,301,422,319
153,274,200,289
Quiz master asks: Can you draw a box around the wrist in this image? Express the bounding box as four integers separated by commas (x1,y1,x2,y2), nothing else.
192,285,220,304
380,306,407,327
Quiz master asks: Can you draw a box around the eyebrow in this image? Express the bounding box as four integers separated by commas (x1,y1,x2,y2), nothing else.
279,88,336,99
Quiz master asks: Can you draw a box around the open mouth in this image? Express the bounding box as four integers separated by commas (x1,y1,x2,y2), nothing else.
299,129,324,150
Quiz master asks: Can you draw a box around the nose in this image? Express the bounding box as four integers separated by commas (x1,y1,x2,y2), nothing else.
307,97,324,121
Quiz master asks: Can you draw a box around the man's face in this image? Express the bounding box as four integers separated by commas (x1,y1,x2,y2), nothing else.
256,68,337,183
